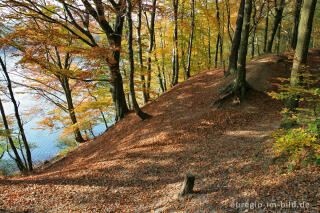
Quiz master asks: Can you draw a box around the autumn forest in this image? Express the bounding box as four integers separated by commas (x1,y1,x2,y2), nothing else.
0,0,320,211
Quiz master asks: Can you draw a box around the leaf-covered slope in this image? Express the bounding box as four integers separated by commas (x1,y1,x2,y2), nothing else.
1,51,320,212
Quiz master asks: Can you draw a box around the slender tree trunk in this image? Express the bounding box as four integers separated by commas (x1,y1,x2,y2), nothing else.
146,0,157,101
286,0,318,112
0,57,32,171
126,0,151,120
276,21,282,53
215,0,222,68
17,136,28,168
206,0,211,69
291,0,303,50
87,89,109,130
225,0,233,43
137,0,148,104
235,0,253,102
251,2,257,58
180,0,187,76
159,31,168,90
60,77,85,143
171,0,179,87
256,36,261,55
0,98,26,172
220,8,225,66
54,50,85,143
186,0,195,79
225,0,245,76
263,0,270,53
154,53,165,93
214,35,220,68
267,0,285,53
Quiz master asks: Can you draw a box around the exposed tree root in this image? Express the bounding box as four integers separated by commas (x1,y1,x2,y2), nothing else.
137,111,152,120
212,81,253,108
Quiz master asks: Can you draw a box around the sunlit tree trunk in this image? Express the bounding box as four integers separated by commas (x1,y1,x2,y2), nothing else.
186,0,195,79
267,0,285,53
251,1,257,58
225,0,233,43
146,0,157,101
276,21,282,53
214,0,222,68
126,0,151,120
171,0,179,87
286,0,318,112
225,0,245,76
0,98,26,172
60,77,85,143
235,0,252,102
291,0,303,50
55,50,85,143
263,0,270,53
0,56,33,171
137,0,148,104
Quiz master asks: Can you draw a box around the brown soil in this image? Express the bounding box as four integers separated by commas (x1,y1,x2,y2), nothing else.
0,50,319,212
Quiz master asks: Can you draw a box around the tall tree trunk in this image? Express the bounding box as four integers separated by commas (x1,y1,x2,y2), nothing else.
180,0,187,76
256,36,261,55
263,0,270,53
55,50,85,143
225,0,246,76
267,0,285,53
235,0,253,102
214,0,222,68
206,0,211,69
214,35,220,68
126,0,151,120
61,77,86,143
220,8,225,66
109,58,129,122
171,0,179,87
186,0,195,79
0,57,33,171
291,0,303,49
276,21,282,53
0,98,26,172
105,4,129,122
225,0,233,43
159,31,168,90
137,0,148,104
286,0,318,112
87,89,109,130
146,0,157,101
251,1,257,58
154,53,166,93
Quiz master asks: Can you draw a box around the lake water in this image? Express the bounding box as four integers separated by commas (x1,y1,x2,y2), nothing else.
0,116,108,174
0,57,109,173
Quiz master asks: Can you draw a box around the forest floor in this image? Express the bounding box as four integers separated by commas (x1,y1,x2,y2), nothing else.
1,50,320,212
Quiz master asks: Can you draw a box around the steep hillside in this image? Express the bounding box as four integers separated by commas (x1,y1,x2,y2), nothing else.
1,51,320,212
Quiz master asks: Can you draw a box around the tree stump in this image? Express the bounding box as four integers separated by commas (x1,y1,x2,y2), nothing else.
178,173,195,197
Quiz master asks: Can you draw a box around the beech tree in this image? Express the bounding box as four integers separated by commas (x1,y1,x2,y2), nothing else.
171,0,180,87
225,0,245,76
234,0,253,101
286,0,318,112
5,0,130,121
125,0,151,120
291,0,303,49
0,98,26,171
266,0,285,53
186,0,195,79
0,56,33,171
